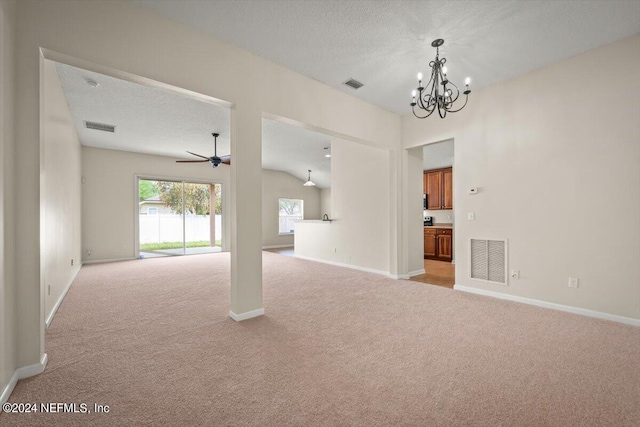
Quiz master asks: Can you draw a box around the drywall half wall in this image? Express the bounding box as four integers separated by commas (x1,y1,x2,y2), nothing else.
81,147,231,262
42,59,82,324
295,139,390,274
402,35,640,321
262,169,320,248
0,0,18,402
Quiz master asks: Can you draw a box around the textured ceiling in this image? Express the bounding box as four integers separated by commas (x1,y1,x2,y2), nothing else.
56,63,332,187
56,62,232,160
134,0,640,114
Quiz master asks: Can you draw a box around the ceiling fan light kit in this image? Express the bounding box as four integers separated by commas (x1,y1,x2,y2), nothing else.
303,169,316,187
411,39,471,119
176,132,231,168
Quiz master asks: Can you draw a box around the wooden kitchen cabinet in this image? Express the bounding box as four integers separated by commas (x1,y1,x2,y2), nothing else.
424,227,453,261
424,228,437,257
424,167,452,210
436,229,452,261
426,171,442,210
442,168,453,209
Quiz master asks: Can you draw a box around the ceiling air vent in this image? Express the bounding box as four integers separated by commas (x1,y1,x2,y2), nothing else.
343,78,364,90
84,121,115,133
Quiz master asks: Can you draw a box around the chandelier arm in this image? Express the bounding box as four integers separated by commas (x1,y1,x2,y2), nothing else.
446,94,469,113
447,81,461,104
437,102,447,118
412,104,435,119
423,70,435,92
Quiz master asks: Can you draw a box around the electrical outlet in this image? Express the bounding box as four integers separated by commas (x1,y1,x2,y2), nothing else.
86,249,92,256
510,270,519,279
568,277,579,288
467,212,475,221
71,259,74,266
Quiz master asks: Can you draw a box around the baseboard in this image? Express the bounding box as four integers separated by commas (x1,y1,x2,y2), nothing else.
229,308,265,322
453,285,640,327
388,269,426,280
262,245,294,249
46,268,80,328
82,257,135,265
293,254,390,277
1,353,48,405
0,373,17,406
408,268,425,277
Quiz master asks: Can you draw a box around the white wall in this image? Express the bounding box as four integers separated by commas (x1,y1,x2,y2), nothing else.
295,139,390,273
407,147,424,274
403,35,640,320
320,188,331,218
82,147,231,262
0,0,17,400
42,59,82,323
262,169,320,248
10,0,400,368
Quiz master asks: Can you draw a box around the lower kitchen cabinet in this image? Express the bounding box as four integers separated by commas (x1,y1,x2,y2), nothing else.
424,228,437,257
424,227,453,261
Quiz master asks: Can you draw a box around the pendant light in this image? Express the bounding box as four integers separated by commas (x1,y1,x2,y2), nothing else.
303,169,316,187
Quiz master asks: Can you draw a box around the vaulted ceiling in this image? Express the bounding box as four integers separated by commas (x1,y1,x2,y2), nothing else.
134,0,640,114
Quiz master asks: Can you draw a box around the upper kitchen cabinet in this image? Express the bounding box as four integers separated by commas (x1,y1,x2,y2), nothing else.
424,167,452,210
442,168,453,209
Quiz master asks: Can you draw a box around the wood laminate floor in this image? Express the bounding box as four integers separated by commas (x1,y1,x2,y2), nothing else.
409,259,455,288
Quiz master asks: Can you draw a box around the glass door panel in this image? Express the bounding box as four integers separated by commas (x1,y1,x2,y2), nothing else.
184,182,222,255
138,179,222,258
138,179,185,258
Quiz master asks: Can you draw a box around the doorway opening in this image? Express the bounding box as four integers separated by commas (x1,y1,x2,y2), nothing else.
409,139,455,288
137,178,223,258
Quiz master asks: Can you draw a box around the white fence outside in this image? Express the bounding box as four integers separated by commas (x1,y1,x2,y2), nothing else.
140,214,222,244
279,215,303,234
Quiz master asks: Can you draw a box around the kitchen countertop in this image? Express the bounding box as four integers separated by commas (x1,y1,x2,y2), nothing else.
424,223,453,229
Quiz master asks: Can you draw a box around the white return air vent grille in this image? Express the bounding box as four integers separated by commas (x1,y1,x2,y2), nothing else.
84,121,115,133
470,239,507,285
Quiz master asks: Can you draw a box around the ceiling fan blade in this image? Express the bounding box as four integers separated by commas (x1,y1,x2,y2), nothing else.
176,159,209,163
186,151,210,160
220,155,231,165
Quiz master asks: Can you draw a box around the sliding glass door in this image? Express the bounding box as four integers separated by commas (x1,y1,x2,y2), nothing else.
138,178,222,258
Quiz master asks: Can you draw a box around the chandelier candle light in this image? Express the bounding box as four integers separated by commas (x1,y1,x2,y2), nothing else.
411,39,471,119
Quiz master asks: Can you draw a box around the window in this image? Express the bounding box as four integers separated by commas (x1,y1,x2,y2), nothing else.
278,198,303,234
148,207,158,215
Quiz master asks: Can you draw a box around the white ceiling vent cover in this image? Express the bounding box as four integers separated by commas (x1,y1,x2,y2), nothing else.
84,121,115,133
470,239,507,285
342,78,364,90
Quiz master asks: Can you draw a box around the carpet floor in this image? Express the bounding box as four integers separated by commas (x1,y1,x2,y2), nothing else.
3,252,639,426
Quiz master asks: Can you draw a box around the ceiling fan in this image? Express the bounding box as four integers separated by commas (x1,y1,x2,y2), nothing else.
176,132,230,168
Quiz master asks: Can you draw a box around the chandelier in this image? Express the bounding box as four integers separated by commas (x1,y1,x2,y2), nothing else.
411,39,471,119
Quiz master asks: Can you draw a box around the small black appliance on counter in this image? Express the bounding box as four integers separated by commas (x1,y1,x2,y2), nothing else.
424,216,433,226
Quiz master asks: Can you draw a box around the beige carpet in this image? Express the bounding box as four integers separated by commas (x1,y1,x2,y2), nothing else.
3,252,639,426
